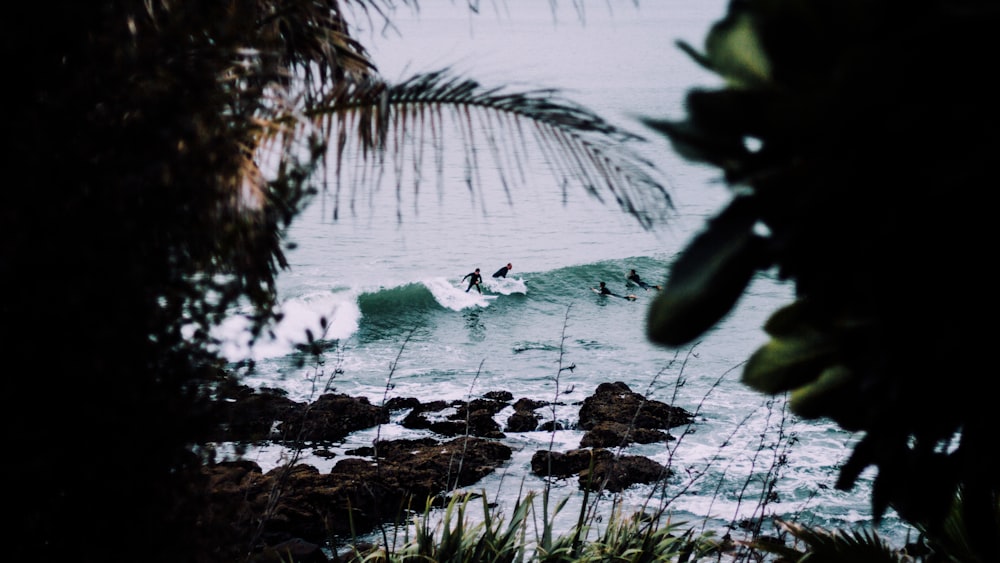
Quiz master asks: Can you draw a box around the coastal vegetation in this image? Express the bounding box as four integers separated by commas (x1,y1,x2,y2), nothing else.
5,1,996,561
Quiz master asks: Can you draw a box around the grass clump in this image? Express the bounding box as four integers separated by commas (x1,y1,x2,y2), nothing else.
344,491,719,563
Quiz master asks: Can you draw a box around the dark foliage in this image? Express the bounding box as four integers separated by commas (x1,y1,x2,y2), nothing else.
645,1,999,560
3,2,323,560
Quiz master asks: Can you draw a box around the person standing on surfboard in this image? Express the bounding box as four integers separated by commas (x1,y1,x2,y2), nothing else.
627,269,661,291
492,263,512,278
463,268,483,293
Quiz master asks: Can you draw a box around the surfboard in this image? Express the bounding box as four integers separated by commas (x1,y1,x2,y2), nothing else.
592,288,637,301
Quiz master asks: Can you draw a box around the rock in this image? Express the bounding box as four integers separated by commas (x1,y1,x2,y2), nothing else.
201,436,512,558
193,383,688,558
483,390,514,402
578,381,694,432
513,398,547,411
400,398,506,438
579,453,669,492
383,396,421,411
530,448,614,478
506,410,540,432
278,393,388,443
579,421,672,448
529,448,670,492
207,389,301,442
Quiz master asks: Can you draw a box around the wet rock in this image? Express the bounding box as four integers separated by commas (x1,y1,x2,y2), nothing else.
529,448,669,492
400,398,506,438
383,396,421,411
578,381,694,432
483,390,513,402
513,398,547,411
278,393,389,443
201,436,512,559
505,397,553,432
206,388,301,442
506,410,540,432
530,448,614,478
579,421,672,448
195,383,686,558
579,453,668,493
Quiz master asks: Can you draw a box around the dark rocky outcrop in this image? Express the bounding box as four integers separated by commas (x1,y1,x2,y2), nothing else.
529,447,669,492
506,410,540,432
205,384,301,442
578,381,693,447
279,393,388,443
524,382,694,498
531,448,615,478
579,421,671,448
579,453,668,493
399,398,506,438
505,397,551,432
193,381,694,561
539,420,564,431
205,386,387,444
201,436,511,562
483,390,514,402
512,397,547,411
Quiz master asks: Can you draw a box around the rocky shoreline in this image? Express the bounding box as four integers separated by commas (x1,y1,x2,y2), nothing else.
196,379,695,562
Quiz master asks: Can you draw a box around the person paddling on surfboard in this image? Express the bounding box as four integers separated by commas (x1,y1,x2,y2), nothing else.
592,281,637,301
627,269,661,291
492,263,512,278
463,268,483,293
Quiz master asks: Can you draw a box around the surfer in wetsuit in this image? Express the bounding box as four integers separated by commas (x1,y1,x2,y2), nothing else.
493,263,512,278
627,269,661,291
463,268,483,293
593,281,636,301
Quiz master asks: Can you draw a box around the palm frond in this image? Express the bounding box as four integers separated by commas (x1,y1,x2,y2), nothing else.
291,68,672,228
254,0,386,90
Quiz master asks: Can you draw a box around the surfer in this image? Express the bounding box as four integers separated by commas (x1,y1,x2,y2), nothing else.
492,262,513,278
593,281,637,301
627,269,661,291
463,268,483,293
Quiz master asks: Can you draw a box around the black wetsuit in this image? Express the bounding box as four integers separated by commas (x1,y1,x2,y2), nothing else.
492,266,510,278
596,284,633,300
628,272,652,290
463,270,483,293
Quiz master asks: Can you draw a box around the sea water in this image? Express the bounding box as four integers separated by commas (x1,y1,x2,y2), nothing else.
213,0,918,551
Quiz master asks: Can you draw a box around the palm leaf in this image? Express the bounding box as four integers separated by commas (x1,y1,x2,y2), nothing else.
285,68,672,227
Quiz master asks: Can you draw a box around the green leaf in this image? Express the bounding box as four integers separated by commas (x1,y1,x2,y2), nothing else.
742,330,839,395
647,196,766,346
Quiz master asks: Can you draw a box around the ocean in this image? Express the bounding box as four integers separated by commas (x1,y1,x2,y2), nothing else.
213,0,917,550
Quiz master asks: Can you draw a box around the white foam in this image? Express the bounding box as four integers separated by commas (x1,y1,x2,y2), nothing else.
483,276,527,295
425,277,497,310
211,289,361,362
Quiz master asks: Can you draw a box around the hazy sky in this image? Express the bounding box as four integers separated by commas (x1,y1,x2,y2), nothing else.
361,1,729,122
